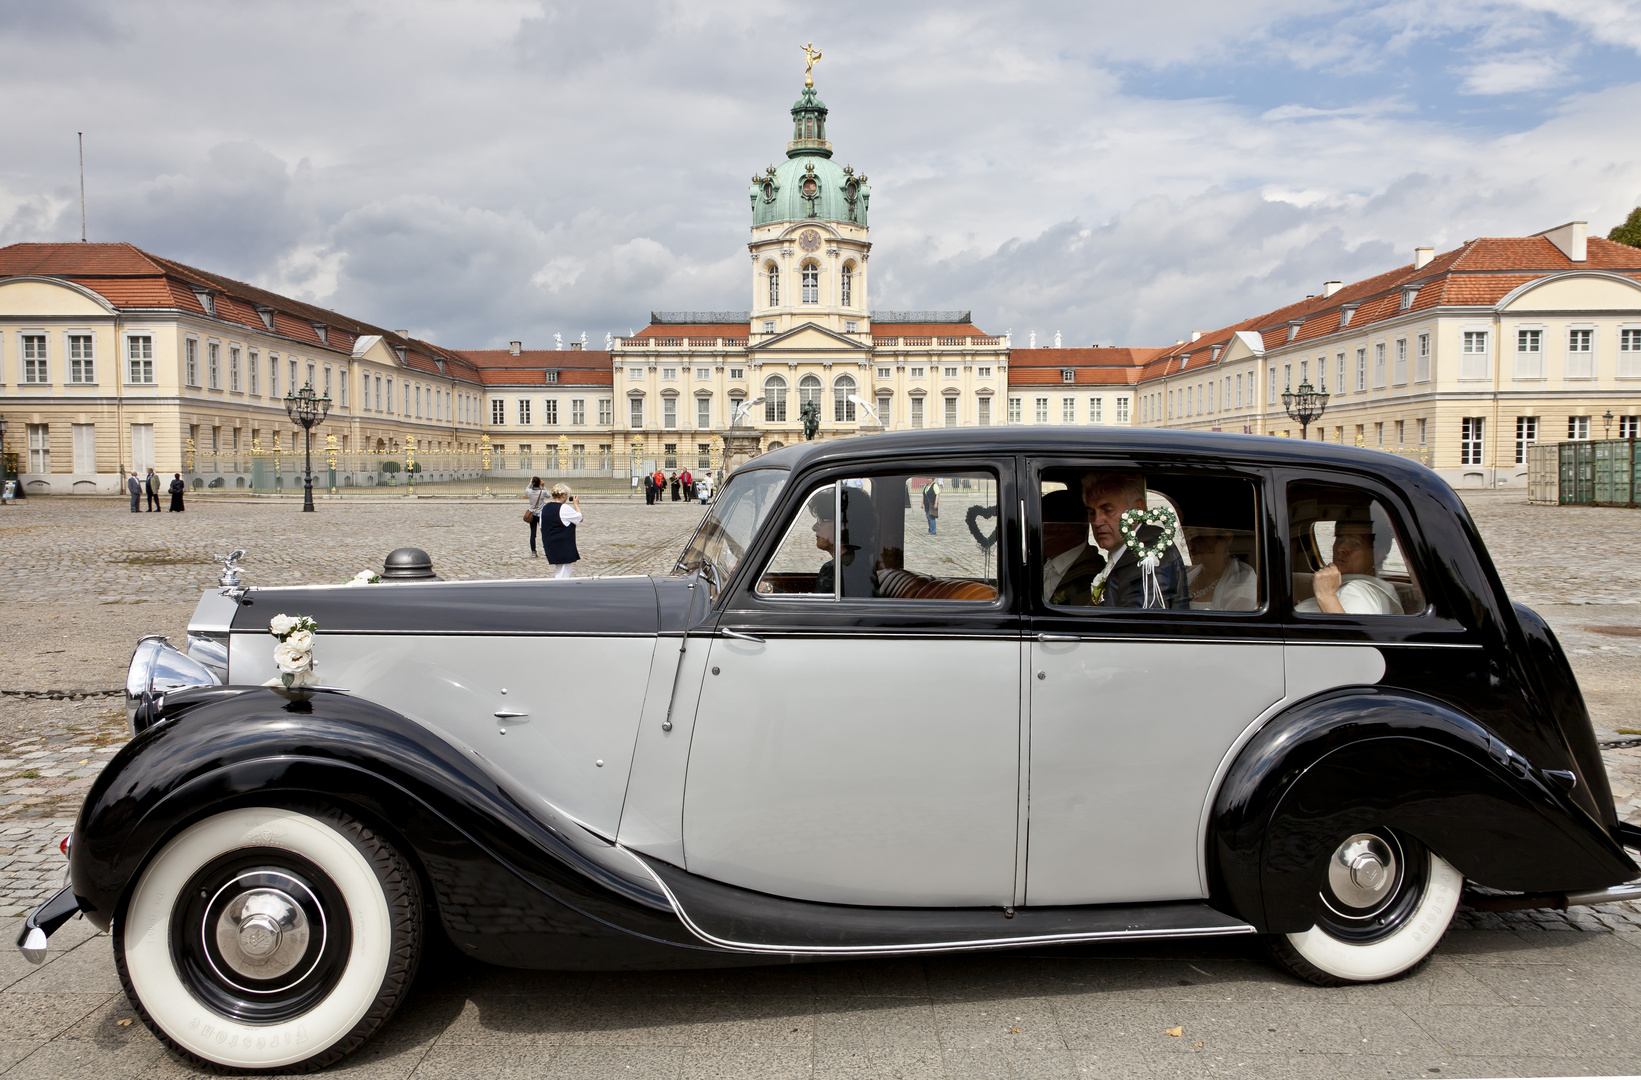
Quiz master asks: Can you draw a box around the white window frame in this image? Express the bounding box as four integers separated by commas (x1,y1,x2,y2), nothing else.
1115,396,1129,424
1514,416,1537,464
1393,337,1407,385
518,398,531,425
1514,326,1545,380
572,398,586,425
1620,326,1641,379
1415,334,1430,383
1034,397,1049,424
1373,342,1386,389
1461,417,1484,465
544,399,559,426
599,398,613,425
65,331,95,384
127,333,155,384
20,331,49,384
696,397,711,429
630,397,645,428
491,399,506,425
1565,325,1595,380
1460,329,1490,381
1007,397,1022,424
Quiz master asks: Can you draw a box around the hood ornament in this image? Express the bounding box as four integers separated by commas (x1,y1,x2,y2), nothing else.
213,549,248,591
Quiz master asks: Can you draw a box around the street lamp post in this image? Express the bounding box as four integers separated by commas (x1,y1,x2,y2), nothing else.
1603,410,1614,439
1281,380,1330,441
283,383,332,512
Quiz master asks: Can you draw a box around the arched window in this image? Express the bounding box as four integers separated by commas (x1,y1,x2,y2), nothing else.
766,263,779,307
798,374,822,414
764,375,788,422
840,263,853,307
801,261,819,304
833,374,857,422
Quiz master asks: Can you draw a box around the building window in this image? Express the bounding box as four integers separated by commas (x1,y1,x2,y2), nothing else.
1619,416,1640,438
664,443,678,469
491,399,505,425
845,320,858,333
227,347,240,392
663,396,677,429
834,374,857,421
1415,334,1430,382
1335,353,1346,395
1061,397,1075,423
1393,338,1407,385
801,262,819,304
630,397,644,427
27,424,49,473
729,367,745,380
1354,349,1366,391
339,369,348,407
1061,369,1074,383
977,366,991,377
1375,422,1384,447
1268,367,1277,404
1621,329,1641,378
249,352,260,395
1007,397,1021,424
767,264,779,306
207,342,220,389
1314,357,1325,394
944,396,958,427
572,399,586,425
1235,373,1242,407
944,366,958,378
1395,420,1404,447
627,366,643,381
1515,416,1537,463
910,366,925,379
1417,418,1427,445
840,264,853,306
696,367,711,380
1515,328,1544,379
543,399,558,425
1373,343,1386,388
1461,418,1485,464
382,375,390,411
1568,415,1590,440
877,366,892,379
291,359,300,392
762,321,775,334
662,367,677,381
697,397,711,428
1034,397,1049,424
1090,396,1103,423
1461,331,1489,380
764,375,787,422
307,361,316,389
124,335,154,384
1116,396,1129,423
184,338,198,386
977,396,990,426
910,397,924,429
599,398,613,425
1566,328,1594,379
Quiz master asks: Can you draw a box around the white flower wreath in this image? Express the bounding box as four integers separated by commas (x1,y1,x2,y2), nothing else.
1118,506,1179,565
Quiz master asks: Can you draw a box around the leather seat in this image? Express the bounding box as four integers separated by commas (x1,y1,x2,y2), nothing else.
875,568,997,602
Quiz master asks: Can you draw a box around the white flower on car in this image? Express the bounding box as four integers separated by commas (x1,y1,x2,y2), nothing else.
267,614,319,688
283,629,314,654
269,614,299,636
344,570,381,586
273,640,313,676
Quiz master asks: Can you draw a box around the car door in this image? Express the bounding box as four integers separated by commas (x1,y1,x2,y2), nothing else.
683,458,1025,907
1023,458,1287,906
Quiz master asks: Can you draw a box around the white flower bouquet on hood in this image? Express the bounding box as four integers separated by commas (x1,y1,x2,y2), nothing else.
267,614,319,688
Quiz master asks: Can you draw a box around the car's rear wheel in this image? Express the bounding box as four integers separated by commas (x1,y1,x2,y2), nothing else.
1267,829,1462,986
115,805,421,1073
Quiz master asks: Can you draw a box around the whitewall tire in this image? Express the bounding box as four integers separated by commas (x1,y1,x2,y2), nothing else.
115,805,421,1072
1269,830,1462,986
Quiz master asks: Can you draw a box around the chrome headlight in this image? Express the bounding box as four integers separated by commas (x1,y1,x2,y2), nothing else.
126,636,221,732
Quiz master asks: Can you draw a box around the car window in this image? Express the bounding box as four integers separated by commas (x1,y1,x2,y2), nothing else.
756,470,1001,601
1039,468,1261,612
1288,481,1426,617
676,467,787,589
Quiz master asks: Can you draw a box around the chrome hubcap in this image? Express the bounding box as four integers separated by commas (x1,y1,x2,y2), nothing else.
1326,833,1400,914
211,877,314,982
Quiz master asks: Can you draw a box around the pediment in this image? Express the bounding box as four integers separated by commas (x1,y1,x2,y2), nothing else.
750,322,868,353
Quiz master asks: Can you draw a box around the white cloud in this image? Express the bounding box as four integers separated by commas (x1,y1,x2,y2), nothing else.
1459,51,1569,94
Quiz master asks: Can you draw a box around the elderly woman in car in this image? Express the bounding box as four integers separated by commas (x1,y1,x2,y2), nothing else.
1297,519,1404,615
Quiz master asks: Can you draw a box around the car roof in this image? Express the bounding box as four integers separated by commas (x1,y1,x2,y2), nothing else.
747,427,1448,493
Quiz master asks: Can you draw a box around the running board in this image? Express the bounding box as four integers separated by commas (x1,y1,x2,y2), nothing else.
633,854,1254,956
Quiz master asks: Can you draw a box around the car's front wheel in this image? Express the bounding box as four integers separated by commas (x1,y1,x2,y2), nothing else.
1268,829,1462,986
115,805,421,1072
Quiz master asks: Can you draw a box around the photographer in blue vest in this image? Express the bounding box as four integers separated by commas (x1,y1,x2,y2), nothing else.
540,483,584,579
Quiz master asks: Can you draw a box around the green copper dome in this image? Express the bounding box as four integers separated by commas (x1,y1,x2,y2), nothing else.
749,84,870,228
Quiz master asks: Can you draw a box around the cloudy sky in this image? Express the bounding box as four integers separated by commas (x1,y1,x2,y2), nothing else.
3,0,1640,349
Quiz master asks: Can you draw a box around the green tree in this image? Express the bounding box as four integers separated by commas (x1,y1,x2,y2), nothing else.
1609,207,1641,248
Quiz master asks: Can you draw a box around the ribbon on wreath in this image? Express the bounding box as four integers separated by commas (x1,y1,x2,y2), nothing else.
1117,506,1179,610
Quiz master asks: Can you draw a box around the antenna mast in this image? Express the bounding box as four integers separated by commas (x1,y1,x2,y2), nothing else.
78,133,86,243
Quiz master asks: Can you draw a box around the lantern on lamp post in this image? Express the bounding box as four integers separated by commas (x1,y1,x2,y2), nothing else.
283,382,332,512
1281,380,1330,442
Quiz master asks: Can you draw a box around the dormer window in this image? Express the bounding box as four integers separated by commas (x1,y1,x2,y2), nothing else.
1339,304,1358,328
1400,286,1419,311
393,346,407,364
1061,369,1075,383
191,287,216,316
311,322,329,345
545,370,559,384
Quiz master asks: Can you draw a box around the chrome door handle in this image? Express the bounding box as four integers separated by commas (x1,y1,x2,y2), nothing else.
493,710,529,719
720,627,766,644
1036,633,1080,642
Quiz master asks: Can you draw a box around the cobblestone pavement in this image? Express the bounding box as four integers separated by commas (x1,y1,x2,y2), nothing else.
0,492,1638,1076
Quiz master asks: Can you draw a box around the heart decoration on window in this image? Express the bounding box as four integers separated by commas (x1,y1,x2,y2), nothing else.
1118,506,1178,564
966,505,1000,552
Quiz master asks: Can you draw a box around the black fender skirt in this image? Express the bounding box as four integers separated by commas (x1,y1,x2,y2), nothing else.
69,686,754,970
1211,687,1639,935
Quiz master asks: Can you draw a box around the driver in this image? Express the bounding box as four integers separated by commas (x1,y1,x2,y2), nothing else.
811,484,879,598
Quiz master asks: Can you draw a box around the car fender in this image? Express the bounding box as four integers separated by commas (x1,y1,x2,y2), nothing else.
1209,687,1637,934
70,686,712,963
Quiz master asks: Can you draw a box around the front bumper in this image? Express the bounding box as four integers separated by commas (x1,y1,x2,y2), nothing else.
15,885,82,964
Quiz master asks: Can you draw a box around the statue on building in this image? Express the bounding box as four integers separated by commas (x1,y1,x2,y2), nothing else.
800,399,821,441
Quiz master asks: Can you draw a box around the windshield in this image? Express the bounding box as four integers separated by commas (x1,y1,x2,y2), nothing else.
675,468,789,592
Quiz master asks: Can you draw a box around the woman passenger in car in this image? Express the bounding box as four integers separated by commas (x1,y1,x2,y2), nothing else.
1295,519,1404,615
812,484,879,597
1184,526,1257,611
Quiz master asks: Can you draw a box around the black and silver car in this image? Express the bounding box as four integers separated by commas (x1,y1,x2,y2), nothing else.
23,429,1640,1072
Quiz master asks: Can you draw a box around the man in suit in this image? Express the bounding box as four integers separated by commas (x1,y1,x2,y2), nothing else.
1042,488,1106,606
144,468,161,511
125,471,143,513
1082,471,1187,609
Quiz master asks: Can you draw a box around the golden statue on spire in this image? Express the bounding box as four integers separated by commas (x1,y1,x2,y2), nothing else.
801,42,822,87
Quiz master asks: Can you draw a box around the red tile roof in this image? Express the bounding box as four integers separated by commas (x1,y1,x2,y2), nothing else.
633,324,748,339
872,323,992,338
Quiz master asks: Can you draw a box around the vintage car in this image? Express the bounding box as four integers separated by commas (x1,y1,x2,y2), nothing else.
19,428,1640,1072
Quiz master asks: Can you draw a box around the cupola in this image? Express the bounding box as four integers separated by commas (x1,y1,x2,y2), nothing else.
788,85,832,158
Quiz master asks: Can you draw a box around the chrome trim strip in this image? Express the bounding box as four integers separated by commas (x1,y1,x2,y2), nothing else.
622,850,1255,956
226,630,658,639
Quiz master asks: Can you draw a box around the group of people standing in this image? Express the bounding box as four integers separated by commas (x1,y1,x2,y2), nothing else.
524,477,582,578
124,468,186,513
643,468,712,505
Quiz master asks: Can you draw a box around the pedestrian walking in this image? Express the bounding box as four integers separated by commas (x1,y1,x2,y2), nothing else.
125,471,142,513
643,471,654,505
168,474,186,512
144,468,161,511
921,477,941,535
680,467,693,502
697,471,713,504
539,483,582,579
524,476,550,556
